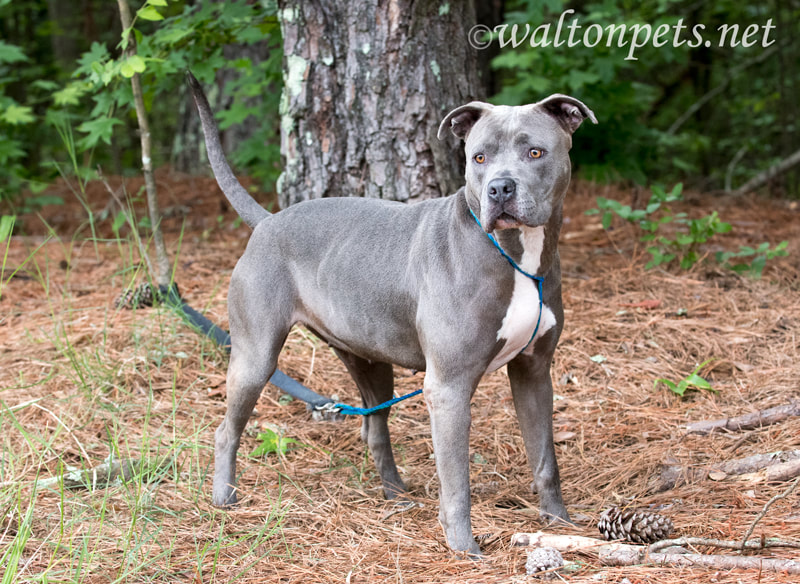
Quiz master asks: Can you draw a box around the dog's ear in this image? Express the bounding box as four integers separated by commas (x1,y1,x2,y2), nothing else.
537,94,598,134
438,102,493,141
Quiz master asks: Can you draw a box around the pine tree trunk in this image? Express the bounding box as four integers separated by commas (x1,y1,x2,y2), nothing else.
276,0,483,207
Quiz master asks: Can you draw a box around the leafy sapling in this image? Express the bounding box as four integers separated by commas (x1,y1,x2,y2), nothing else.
654,359,717,397
587,183,788,276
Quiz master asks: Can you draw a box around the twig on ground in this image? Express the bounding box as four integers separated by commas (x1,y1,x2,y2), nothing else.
35,455,175,490
687,401,800,435
739,459,800,484
741,476,800,550
654,449,800,492
512,531,800,574
649,536,800,553
600,546,800,573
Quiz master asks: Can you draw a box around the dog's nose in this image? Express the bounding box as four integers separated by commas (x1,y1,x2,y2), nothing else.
487,178,516,202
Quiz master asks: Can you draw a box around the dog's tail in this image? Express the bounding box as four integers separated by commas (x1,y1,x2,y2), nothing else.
186,71,270,229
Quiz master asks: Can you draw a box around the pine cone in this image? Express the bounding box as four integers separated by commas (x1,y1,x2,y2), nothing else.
598,506,674,544
114,282,156,309
525,546,563,578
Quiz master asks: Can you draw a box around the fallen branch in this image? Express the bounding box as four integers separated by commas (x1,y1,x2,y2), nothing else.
739,458,800,484
687,401,800,435
601,546,800,573
650,536,800,553
654,450,800,492
512,532,800,574
733,147,800,196
36,455,174,490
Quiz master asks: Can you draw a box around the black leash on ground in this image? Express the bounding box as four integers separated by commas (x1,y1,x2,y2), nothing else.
154,284,335,410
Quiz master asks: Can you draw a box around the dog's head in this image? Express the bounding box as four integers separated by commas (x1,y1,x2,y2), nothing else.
438,95,596,232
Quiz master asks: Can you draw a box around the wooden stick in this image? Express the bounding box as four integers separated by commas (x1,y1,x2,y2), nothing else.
655,449,800,492
650,536,800,553
601,547,800,574
686,401,800,435
36,455,174,490
512,532,800,574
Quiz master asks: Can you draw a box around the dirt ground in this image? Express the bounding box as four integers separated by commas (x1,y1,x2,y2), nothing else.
1,168,799,583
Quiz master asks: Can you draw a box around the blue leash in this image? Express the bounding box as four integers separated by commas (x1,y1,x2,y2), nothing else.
468,208,545,354
316,207,545,416
322,389,424,416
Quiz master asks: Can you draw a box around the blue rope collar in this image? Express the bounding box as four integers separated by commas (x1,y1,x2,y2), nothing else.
468,208,544,354
315,207,545,417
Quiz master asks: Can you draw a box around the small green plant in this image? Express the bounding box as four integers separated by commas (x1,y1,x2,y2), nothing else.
716,241,789,278
251,428,300,458
654,359,717,397
587,183,788,276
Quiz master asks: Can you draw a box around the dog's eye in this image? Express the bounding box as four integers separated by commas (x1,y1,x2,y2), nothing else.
474,153,486,164
529,148,543,159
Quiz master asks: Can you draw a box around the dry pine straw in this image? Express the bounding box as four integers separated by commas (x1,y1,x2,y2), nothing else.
1,174,799,583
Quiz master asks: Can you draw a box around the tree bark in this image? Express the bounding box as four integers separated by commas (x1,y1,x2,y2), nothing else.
276,0,483,208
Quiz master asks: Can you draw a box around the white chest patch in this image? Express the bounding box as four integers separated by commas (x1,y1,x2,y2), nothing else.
486,226,557,372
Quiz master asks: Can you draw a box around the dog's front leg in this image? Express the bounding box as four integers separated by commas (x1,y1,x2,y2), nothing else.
507,339,570,523
423,372,481,555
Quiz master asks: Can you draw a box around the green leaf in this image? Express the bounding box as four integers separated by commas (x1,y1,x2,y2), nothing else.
148,0,168,5
601,211,613,230
76,116,123,147
137,5,164,20
128,55,146,73
0,215,15,241
251,429,299,457
667,183,683,200
684,374,710,389
120,55,146,78
654,378,680,395
0,40,28,64
0,104,34,125
112,212,127,233
156,27,192,45
30,80,60,92
749,256,766,277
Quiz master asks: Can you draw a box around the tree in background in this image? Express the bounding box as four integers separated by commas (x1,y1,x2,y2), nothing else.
275,0,484,207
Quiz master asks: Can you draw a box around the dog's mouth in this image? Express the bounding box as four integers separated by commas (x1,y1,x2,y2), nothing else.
494,212,523,230
483,207,525,232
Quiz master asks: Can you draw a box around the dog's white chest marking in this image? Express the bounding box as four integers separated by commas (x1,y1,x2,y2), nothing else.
486,226,556,372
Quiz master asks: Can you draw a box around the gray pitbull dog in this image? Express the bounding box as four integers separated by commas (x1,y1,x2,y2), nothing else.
188,72,596,555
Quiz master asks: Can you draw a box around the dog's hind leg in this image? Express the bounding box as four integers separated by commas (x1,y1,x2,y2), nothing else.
213,339,284,506
213,272,291,507
333,349,406,499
